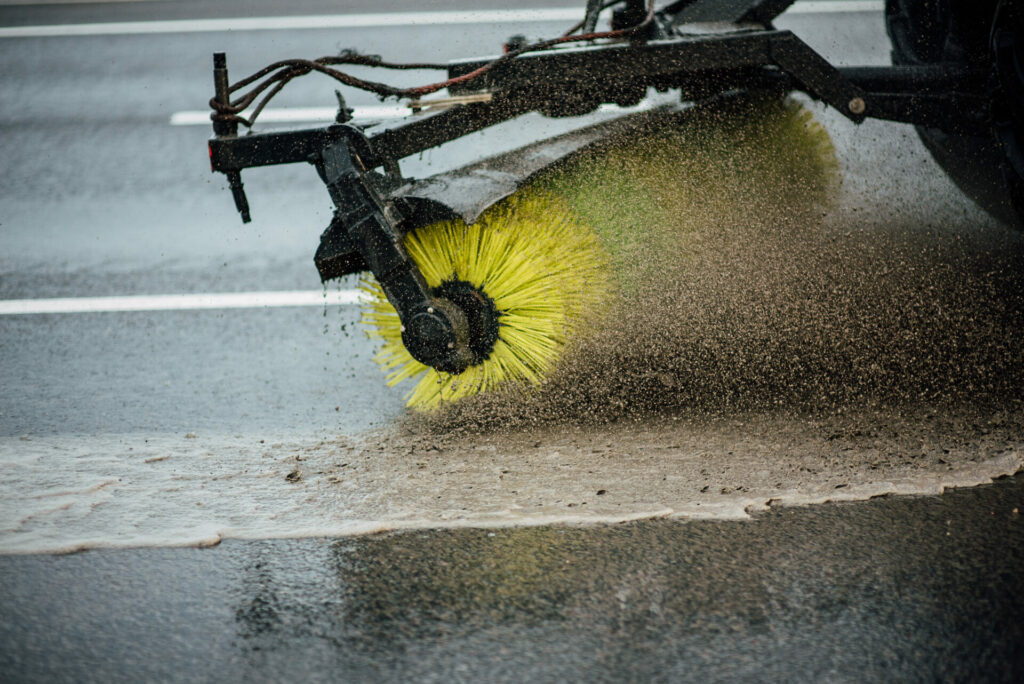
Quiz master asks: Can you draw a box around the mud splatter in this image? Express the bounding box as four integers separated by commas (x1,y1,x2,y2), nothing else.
406,97,1024,433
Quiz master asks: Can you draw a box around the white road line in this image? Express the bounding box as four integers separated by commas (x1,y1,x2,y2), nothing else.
0,9,583,38
169,100,654,126
0,290,365,315
0,0,159,5
0,2,885,39
169,105,412,127
789,0,882,12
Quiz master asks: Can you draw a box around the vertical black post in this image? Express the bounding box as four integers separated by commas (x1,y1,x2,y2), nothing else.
582,0,603,33
212,52,236,138
211,52,250,222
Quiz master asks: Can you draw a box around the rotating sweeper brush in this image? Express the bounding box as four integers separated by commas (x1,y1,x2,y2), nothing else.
359,191,612,409
206,0,1024,409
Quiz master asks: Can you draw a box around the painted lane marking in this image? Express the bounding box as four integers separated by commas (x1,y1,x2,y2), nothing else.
169,105,412,127
0,8,584,38
0,289,365,315
0,2,885,39
789,0,882,12
169,100,656,126
0,0,160,5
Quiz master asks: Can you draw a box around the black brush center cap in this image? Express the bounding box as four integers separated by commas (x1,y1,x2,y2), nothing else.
432,280,501,366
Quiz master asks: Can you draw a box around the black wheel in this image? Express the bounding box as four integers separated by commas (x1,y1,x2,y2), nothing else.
885,0,1024,228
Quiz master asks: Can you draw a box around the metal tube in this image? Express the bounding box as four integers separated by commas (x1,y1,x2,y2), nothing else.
583,0,603,33
212,52,236,138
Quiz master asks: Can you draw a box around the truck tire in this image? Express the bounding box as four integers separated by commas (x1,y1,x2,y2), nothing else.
885,0,1023,228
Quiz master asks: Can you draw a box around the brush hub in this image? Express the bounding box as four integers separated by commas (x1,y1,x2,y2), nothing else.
400,281,499,375
431,280,501,367
401,297,472,374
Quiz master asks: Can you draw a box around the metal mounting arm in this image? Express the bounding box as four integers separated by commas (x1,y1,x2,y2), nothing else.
315,128,474,374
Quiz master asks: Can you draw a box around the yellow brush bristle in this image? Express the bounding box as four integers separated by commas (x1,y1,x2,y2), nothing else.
359,192,611,409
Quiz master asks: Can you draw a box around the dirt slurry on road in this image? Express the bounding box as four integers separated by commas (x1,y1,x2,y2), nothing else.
365,407,1023,520
4,406,1020,554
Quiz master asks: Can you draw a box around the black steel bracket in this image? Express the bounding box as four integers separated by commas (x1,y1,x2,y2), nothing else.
312,127,473,373
208,23,991,221
445,28,868,123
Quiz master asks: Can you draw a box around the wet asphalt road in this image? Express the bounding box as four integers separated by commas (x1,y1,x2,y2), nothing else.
2,475,1023,682
3,1,1024,681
